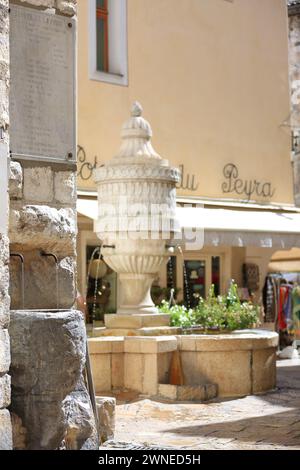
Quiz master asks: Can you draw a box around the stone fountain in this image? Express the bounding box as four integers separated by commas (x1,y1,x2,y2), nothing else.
94,102,181,335
90,103,278,400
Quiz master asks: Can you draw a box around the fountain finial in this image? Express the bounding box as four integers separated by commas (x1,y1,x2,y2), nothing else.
131,101,143,117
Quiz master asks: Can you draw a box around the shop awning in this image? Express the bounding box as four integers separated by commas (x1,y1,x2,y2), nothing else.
177,207,300,248
77,198,300,249
77,198,98,220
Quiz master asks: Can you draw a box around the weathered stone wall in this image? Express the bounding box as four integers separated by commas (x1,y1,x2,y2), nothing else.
9,0,77,310
9,164,77,310
0,0,12,450
289,12,300,206
5,0,97,451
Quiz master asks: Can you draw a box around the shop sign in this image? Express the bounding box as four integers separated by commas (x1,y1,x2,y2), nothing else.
176,164,199,192
77,146,98,180
222,163,275,201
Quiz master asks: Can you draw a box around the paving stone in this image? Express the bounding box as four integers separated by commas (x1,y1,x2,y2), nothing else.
111,359,300,450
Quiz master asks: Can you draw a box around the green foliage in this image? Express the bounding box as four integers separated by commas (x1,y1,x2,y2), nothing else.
159,300,196,328
159,282,259,331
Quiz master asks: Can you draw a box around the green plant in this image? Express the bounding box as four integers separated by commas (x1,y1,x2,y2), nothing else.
159,282,260,331
159,300,196,328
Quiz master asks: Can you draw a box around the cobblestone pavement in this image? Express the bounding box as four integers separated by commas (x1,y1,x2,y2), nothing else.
105,359,300,450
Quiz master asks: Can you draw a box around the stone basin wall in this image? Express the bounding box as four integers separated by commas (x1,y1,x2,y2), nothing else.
88,330,278,399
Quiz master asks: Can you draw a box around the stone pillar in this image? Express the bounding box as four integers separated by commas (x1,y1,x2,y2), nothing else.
6,0,97,450
0,0,13,450
9,310,97,450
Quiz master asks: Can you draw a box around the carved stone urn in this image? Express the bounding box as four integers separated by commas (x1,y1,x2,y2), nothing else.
94,102,180,322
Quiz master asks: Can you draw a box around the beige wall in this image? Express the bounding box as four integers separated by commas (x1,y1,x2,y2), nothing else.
78,0,293,204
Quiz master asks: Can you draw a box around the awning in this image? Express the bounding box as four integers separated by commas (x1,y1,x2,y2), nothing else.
177,207,300,248
77,198,98,220
77,198,300,249
268,260,300,273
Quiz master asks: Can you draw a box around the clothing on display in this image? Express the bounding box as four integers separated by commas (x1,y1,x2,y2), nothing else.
262,272,300,340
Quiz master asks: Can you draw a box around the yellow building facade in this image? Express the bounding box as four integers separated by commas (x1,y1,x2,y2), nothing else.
76,0,300,325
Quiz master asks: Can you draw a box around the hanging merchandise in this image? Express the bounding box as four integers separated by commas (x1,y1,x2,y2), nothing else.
292,286,300,338
262,272,300,349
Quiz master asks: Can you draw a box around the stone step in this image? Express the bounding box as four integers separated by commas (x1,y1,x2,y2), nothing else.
105,313,171,329
158,383,218,402
92,326,182,337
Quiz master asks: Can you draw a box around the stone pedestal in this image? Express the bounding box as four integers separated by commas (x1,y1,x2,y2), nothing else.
9,309,98,450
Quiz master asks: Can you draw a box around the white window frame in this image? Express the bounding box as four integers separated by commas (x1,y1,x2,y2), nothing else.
89,0,128,86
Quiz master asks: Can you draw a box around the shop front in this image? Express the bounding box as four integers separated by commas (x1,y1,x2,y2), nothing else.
77,194,300,330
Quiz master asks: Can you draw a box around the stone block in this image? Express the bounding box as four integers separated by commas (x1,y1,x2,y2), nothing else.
124,353,143,392
252,348,277,394
54,171,76,205
111,353,124,389
89,353,111,394
205,383,218,400
124,336,177,354
88,337,124,354
177,336,196,351
92,327,107,337
0,373,10,408
9,161,22,199
96,397,116,443
0,329,10,374
157,384,217,402
0,235,9,328
158,384,177,400
23,167,53,203
177,385,206,401
56,0,77,15
158,351,173,384
9,205,76,253
20,0,55,7
104,313,170,329
177,330,278,352
180,350,252,398
139,326,182,336
62,378,98,450
0,409,12,450
10,254,76,310
142,354,158,395
0,292,10,329
9,309,97,450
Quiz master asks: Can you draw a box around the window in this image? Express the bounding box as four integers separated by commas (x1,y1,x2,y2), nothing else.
96,0,109,72
89,0,128,86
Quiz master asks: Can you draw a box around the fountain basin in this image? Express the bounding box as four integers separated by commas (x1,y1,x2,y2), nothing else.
88,330,278,400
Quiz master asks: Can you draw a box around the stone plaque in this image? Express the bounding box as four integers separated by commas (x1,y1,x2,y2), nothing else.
9,5,76,164
0,142,8,234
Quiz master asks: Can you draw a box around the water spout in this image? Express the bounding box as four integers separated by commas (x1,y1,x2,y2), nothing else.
10,253,25,310
178,246,191,309
86,246,103,325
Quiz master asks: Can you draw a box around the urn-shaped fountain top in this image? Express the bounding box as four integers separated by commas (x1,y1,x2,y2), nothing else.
94,103,181,315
